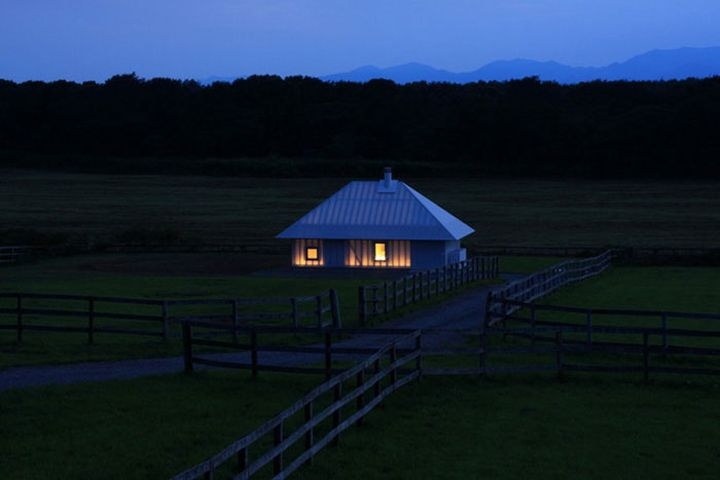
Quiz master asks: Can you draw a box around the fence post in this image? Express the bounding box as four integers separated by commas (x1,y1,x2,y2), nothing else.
586,309,593,347
415,333,423,376
161,301,169,341
661,313,668,356
182,322,193,373
484,291,493,327
356,371,366,426
87,297,95,345
251,327,258,378
316,295,323,329
273,421,284,475
332,382,342,445
291,297,299,329
479,319,487,376
530,304,537,344
232,300,239,344
412,274,418,302
555,331,564,380
329,289,341,328
324,331,332,380
237,447,248,473
358,287,367,327
372,286,379,316
392,281,398,311
390,344,398,386
304,401,315,466
643,332,650,383
373,358,381,400
434,268,440,296
403,276,408,306
383,282,389,314
16,294,23,343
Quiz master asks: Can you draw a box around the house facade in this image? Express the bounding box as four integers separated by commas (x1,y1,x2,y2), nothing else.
277,168,474,270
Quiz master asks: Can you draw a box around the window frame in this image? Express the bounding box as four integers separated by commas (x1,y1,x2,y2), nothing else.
305,246,320,261
373,241,388,262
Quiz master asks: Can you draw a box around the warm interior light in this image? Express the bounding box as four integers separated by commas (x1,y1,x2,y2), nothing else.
306,247,319,261
374,242,387,262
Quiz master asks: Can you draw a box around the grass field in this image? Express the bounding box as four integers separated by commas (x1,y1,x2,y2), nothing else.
0,254,386,368
3,264,720,479
2,169,720,250
0,371,319,480
295,376,720,480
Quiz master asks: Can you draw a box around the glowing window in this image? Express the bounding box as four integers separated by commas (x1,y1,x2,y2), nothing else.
374,242,387,262
306,247,319,261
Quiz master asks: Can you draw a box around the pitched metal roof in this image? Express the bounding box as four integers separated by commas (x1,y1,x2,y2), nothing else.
276,179,475,241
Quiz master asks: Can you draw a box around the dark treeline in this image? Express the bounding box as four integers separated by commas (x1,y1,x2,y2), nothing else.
1,74,719,178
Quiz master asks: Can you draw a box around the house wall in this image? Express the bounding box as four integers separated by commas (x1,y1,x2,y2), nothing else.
410,241,447,270
291,239,324,267
345,240,411,268
293,238,460,269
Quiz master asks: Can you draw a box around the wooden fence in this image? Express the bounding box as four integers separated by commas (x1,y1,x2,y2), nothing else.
0,293,168,343
491,297,720,356
476,245,720,259
0,246,30,264
0,290,340,344
486,251,612,326
173,330,422,480
358,256,499,326
181,323,419,378
172,311,719,478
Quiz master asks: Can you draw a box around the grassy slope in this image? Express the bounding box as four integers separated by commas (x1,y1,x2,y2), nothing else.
295,267,720,479
2,170,720,249
296,377,720,480
1,372,318,480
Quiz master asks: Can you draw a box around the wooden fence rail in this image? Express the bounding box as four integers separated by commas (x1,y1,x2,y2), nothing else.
358,256,499,326
0,246,31,264
0,289,340,345
172,317,719,478
491,297,720,355
173,330,422,480
476,245,720,262
486,251,613,326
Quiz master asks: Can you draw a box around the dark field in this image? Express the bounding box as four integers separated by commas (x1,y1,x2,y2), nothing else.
2,169,720,252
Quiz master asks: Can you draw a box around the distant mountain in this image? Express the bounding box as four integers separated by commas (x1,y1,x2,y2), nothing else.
319,46,720,84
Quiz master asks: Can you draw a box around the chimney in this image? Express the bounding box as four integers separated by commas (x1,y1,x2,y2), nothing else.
383,167,392,188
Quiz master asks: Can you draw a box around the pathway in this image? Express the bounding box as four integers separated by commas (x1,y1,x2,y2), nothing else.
0,276,521,392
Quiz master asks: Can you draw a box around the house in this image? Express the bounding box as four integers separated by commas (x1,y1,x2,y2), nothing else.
276,168,474,270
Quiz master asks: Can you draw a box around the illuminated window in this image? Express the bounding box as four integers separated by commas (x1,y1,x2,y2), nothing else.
305,247,319,261
374,242,387,262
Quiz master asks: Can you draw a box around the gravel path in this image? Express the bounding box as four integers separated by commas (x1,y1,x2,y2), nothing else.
0,276,522,392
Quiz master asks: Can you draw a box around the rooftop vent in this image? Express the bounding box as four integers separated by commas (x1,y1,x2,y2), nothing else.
378,167,398,193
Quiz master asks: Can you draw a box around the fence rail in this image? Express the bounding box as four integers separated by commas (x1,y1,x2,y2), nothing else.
358,256,499,326
492,297,720,355
0,246,31,264
476,245,720,261
0,290,340,345
486,251,612,326
173,330,422,480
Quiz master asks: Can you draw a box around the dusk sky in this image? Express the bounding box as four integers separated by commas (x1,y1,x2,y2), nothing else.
2,1,720,82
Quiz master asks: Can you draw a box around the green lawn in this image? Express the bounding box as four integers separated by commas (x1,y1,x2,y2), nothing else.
4,265,720,479
295,376,720,480
0,372,318,480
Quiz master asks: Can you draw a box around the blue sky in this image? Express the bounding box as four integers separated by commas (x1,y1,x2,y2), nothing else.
2,0,720,81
